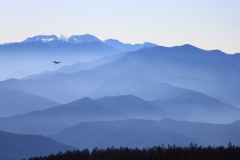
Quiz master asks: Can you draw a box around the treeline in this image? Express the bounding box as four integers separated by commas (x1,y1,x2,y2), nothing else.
27,143,240,160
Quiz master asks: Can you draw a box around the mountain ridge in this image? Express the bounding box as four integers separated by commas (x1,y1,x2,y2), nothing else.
0,96,128,135
0,94,239,137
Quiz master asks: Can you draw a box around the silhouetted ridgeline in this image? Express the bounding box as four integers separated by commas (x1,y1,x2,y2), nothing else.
26,143,240,160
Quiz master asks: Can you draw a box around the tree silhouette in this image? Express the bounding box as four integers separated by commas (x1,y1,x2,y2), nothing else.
26,143,240,160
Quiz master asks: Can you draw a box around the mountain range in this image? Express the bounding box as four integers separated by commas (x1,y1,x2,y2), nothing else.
0,34,240,159
0,95,239,137
0,42,239,107
0,34,156,80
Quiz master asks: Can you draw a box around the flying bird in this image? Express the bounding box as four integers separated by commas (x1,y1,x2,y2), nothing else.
53,61,62,64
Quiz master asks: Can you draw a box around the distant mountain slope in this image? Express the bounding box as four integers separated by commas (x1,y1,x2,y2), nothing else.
0,130,75,160
0,88,59,117
118,45,240,85
104,39,158,51
23,52,126,79
87,81,240,123
49,119,240,150
0,97,127,135
88,91,240,123
95,95,167,119
167,77,240,107
149,85,240,123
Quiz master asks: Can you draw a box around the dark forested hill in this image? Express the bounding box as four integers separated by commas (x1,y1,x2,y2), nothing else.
27,145,240,160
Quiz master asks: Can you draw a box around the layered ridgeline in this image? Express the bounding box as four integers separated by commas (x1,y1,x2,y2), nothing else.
0,34,156,80
0,95,239,157
0,95,239,136
0,43,239,107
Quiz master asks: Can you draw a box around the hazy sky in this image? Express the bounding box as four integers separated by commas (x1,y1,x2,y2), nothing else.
1,0,240,54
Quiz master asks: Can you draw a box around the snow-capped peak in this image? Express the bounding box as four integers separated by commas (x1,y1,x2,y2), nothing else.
57,35,69,41
23,34,102,44
67,34,102,43
42,38,56,42
23,35,58,43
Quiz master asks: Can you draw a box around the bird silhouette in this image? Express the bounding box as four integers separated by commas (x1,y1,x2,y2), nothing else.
53,61,62,64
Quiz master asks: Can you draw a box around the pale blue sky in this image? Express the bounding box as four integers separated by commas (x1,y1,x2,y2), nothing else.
1,0,240,54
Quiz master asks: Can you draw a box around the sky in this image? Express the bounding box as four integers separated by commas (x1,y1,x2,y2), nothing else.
0,0,240,54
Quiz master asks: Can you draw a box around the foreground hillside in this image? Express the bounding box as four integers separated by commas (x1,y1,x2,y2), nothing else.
0,130,75,160
27,145,240,160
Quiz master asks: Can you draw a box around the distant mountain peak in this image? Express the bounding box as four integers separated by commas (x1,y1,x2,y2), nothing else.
142,42,158,47
23,35,58,43
104,39,158,51
67,34,102,43
22,34,102,44
99,94,145,101
21,34,157,49
65,97,94,106
182,44,195,47
173,44,199,49
104,39,157,46
104,39,122,44
58,35,69,41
